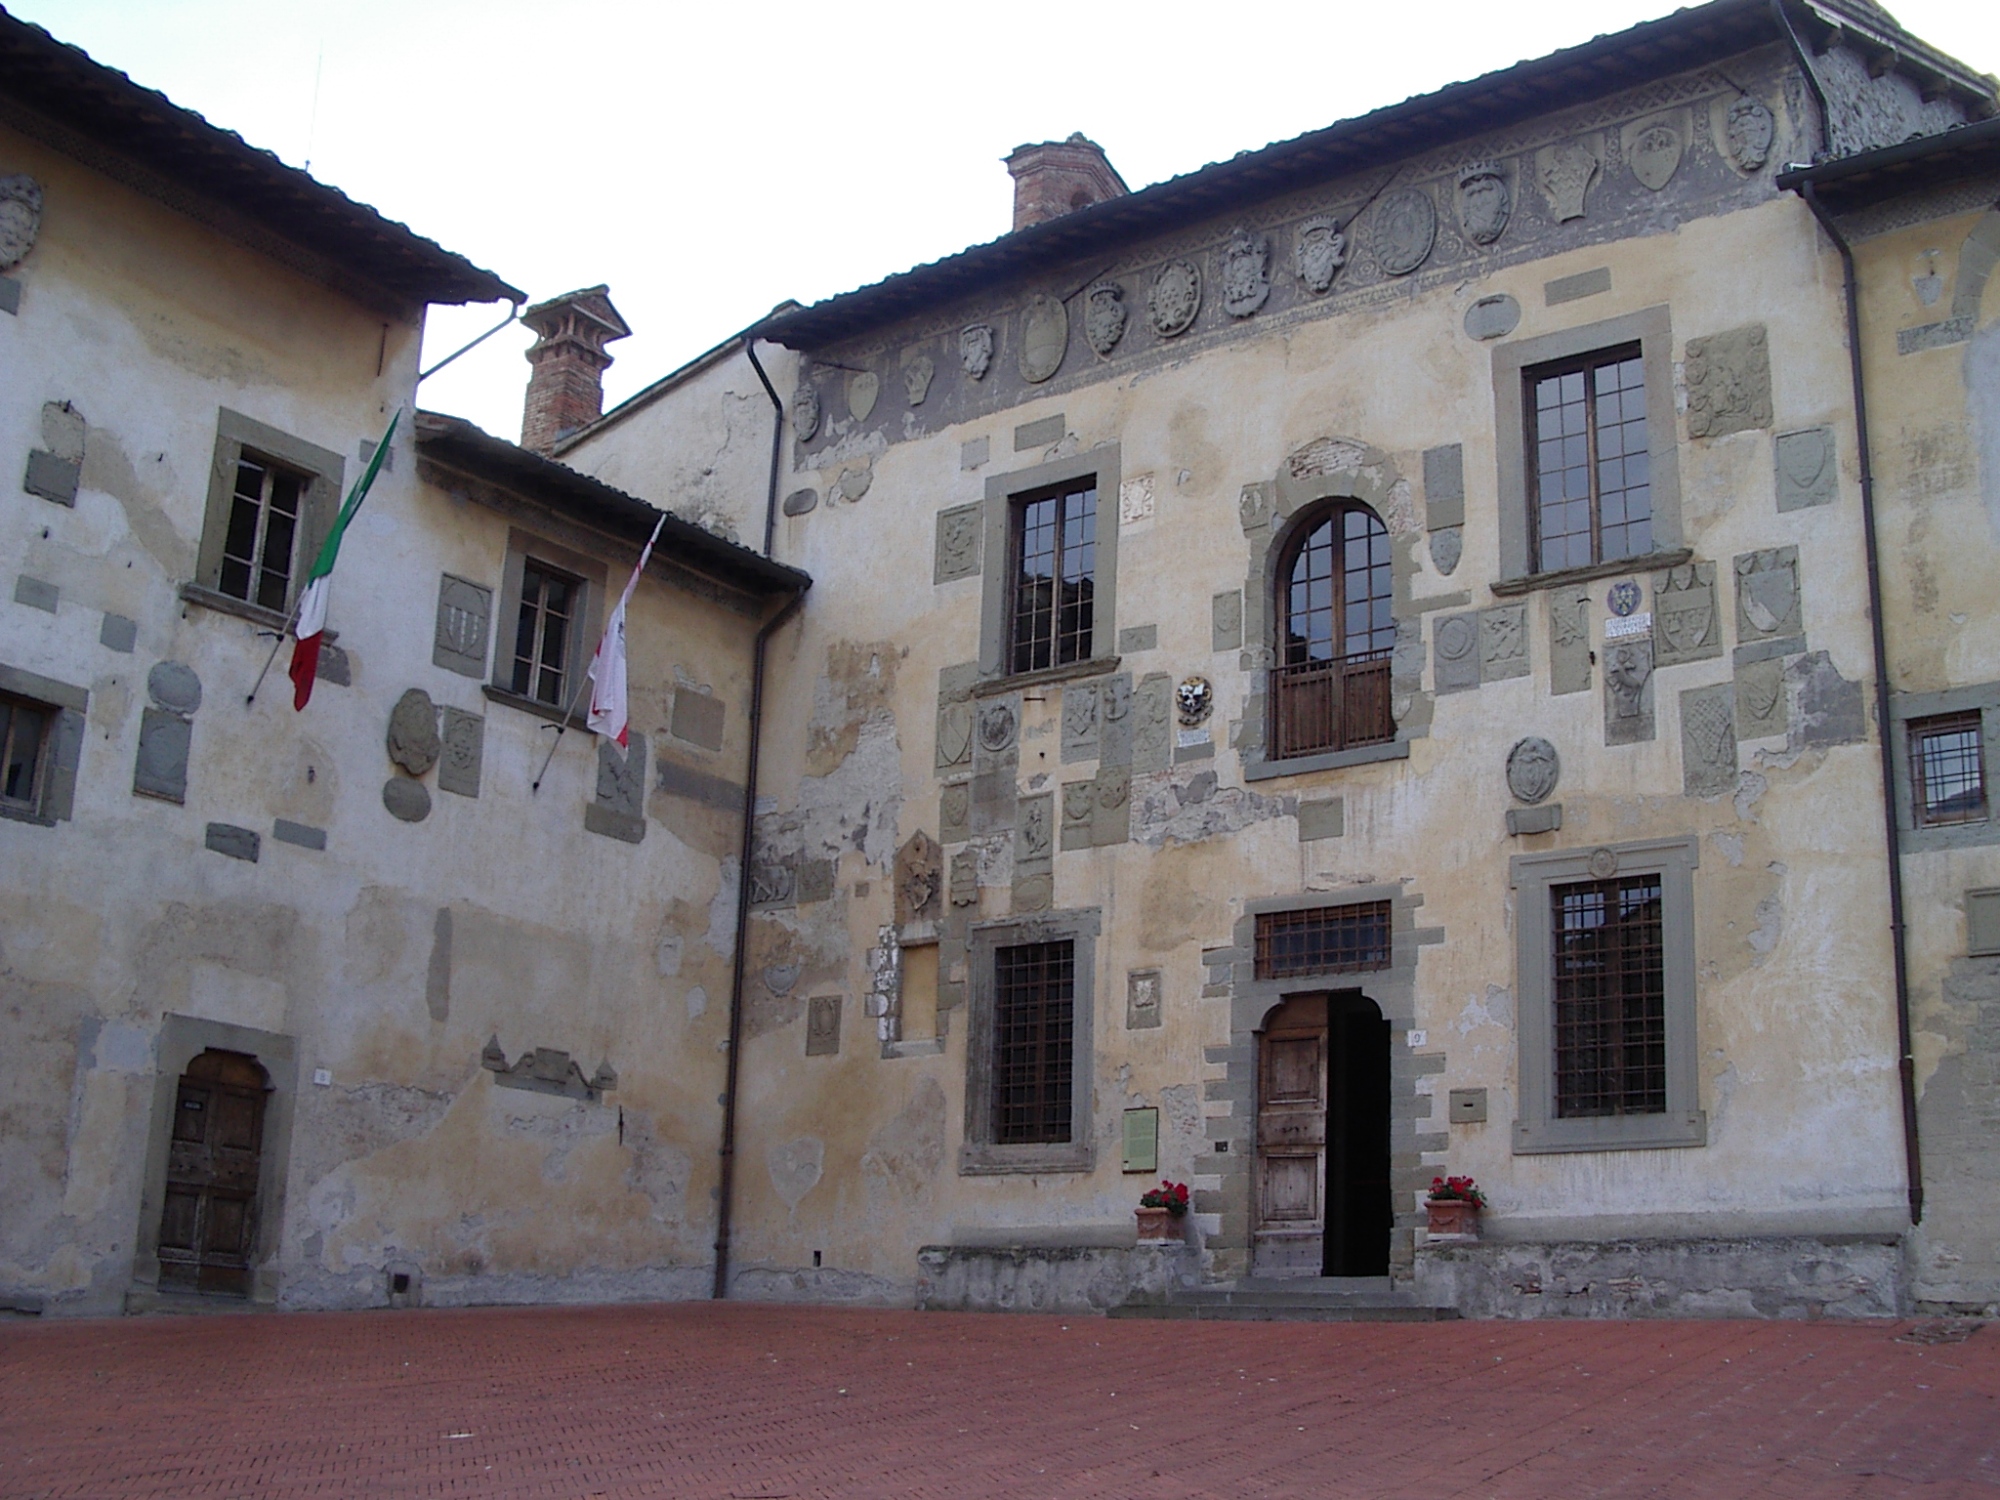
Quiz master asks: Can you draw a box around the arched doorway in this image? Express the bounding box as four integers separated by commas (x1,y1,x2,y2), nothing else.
156,1049,269,1297
1252,992,1391,1278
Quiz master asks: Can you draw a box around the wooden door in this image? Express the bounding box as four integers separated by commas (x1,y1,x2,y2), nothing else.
1252,995,1328,1277
157,1050,267,1297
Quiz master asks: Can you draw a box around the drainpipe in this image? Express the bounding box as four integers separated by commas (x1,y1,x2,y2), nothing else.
714,336,801,1299
1773,0,1921,1227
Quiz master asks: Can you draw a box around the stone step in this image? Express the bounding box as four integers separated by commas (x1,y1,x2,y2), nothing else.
1111,1275,1459,1322
1109,1299,1459,1322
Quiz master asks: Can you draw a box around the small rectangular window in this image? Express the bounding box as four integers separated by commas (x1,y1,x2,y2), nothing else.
992,940,1075,1145
0,693,52,811
1010,481,1096,673
1551,874,1666,1119
1911,713,1988,827
1527,346,1650,573
1254,901,1393,980
511,559,581,707
217,454,311,611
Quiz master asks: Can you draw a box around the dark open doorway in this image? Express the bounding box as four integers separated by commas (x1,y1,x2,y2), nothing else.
157,1049,269,1297
1323,993,1390,1277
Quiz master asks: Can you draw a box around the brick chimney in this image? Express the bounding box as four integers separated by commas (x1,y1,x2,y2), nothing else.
519,285,630,454
1005,133,1128,232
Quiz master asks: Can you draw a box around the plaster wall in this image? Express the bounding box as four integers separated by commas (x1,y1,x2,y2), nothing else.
1851,202,2000,1310
0,131,757,1312
636,193,1910,1303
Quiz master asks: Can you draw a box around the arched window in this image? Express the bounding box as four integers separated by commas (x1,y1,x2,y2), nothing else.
1272,503,1395,758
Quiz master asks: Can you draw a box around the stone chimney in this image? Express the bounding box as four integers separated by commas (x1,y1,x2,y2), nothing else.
1005,133,1128,232
519,285,630,454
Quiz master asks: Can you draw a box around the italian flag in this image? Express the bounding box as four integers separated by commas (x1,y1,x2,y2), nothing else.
586,509,667,747
288,410,399,711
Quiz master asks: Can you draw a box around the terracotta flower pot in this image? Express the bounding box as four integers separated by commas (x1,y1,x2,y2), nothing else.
1425,1198,1481,1241
1135,1206,1182,1241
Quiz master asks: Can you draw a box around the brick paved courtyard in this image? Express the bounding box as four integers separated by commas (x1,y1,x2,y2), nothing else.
1,1303,1995,1498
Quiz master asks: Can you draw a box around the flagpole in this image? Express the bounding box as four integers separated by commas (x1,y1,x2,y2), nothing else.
244,594,308,708
530,672,594,795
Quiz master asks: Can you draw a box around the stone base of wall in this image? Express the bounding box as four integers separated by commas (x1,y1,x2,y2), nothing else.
1414,1235,1905,1319
916,1242,1201,1313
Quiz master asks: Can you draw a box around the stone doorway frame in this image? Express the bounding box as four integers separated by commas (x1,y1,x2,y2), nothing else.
1200,885,1443,1284
131,1014,299,1306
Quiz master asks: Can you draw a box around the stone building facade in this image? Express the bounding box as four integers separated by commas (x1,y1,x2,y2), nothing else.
7,0,2000,1321
554,0,2000,1317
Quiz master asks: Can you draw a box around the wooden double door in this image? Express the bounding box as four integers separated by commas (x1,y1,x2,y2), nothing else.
157,1049,269,1297
1252,993,1391,1278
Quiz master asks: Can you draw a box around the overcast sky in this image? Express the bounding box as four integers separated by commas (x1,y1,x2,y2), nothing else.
15,1,1999,441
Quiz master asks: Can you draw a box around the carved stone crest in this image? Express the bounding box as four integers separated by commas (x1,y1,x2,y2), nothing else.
0,174,43,271
1653,562,1719,667
1685,325,1772,439
1062,781,1095,842
1085,283,1128,356
1628,119,1683,192
978,701,1018,753
941,781,970,837
895,831,943,925
805,996,841,1056
1724,95,1775,174
1019,294,1068,383
1588,847,1620,880
846,370,879,421
1372,189,1437,276
1431,528,1462,575
1538,139,1600,222
1455,163,1511,246
1148,259,1202,337
1175,676,1213,726
1505,737,1561,805
1294,215,1346,295
792,380,820,442
1735,548,1801,640
1606,642,1653,722
960,324,994,381
1018,797,1052,861
387,688,440,775
1221,227,1271,317
949,848,979,907
902,354,935,406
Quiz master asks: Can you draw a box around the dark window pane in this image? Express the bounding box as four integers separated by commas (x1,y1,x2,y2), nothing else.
1912,714,1987,826
2,699,45,804
1255,901,1393,979
992,941,1074,1144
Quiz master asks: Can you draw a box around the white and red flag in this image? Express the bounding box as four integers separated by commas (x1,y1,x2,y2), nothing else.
288,411,399,711
586,509,667,747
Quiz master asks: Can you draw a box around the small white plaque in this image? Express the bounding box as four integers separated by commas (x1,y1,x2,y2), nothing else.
1603,611,1652,640
1118,474,1156,526
1406,1029,1428,1048
1176,728,1210,748
312,1068,332,1087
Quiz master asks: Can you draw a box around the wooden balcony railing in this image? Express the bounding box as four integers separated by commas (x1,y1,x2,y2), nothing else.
1272,651,1393,759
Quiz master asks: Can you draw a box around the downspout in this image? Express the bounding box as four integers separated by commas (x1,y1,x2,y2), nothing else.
714,335,799,1298
1774,0,1921,1227
1775,150,1922,1222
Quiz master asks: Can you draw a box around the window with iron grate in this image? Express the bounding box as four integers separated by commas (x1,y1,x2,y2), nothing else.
992,940,1075,1145
1550,874,1666,1118
1254,901,1393,980
1910,713,1987,829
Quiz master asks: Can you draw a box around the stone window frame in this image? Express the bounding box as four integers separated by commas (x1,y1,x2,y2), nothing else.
1512,835,1706,1155
1490,306,1685,593
960,906,1099,1175
185,408,346,632
131,1014,300,1307
975,445,1121,693
1240,445,1426,782
1889,682,2000,854
0,661,86,827
482,527,608,726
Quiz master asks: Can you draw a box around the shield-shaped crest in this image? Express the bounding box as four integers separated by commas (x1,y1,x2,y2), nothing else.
902,354,934,406
1085,283,1127,356
1373,189,1437,276
1148,260,1202,337
1630,121,1683,191
1725,96,1775,174
1221,228,1270,317
1738,553,1799,636
0,174,42,271
1538,139,1600,222
1019,294,1068,383
1659,595,1714,654
792,381,820,442
846,370,879,421
1294,215,1346,295
960,324,994,380
1456,163,1511,246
